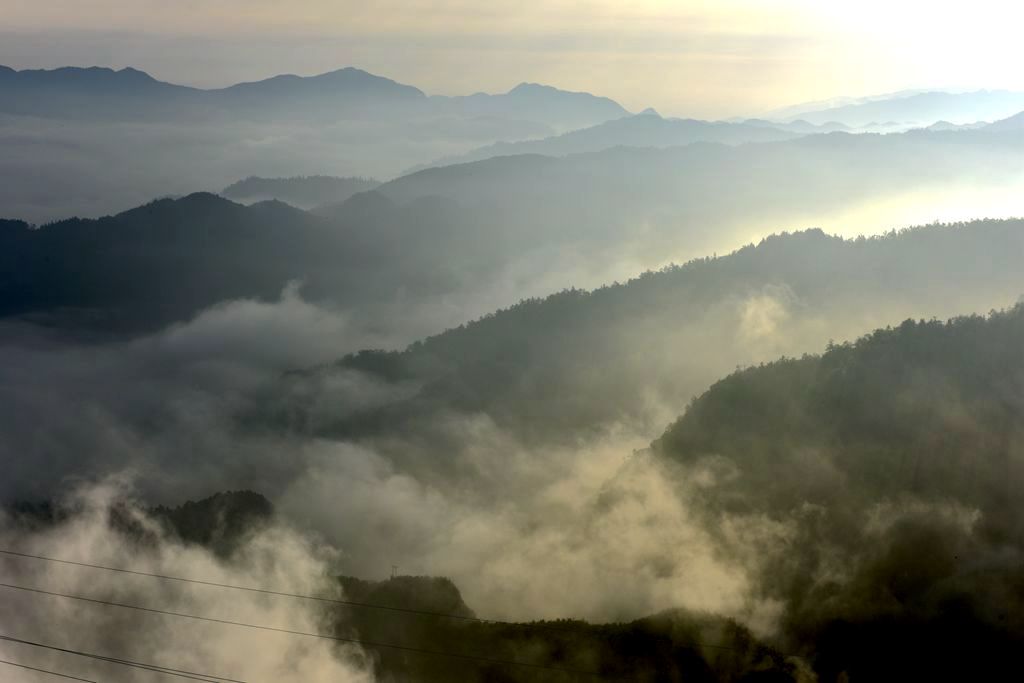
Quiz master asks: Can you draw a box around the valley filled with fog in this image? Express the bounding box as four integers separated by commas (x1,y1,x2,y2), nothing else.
2,27,1024,682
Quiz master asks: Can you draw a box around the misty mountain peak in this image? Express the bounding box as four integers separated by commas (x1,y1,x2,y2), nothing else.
506,82,622,108
114,66,157,81
508,82,558,96
309,66,423,92
179,191,237,206
113,191,240,222
220,66,425,99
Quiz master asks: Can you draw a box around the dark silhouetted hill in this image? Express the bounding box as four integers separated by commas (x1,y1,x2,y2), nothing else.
0,190,499,334
150,490,274,556
5,490,274,557
332,574,796,682
0,193,340,331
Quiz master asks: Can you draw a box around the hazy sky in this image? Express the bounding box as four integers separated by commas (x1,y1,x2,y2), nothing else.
3,0,1023,118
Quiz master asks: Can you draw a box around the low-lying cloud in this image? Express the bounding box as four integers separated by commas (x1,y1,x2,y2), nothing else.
0,479,373,682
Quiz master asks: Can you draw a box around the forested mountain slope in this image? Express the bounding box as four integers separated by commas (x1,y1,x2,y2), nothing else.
286,219,1024,452
0,192,491,335
651,305,1024,681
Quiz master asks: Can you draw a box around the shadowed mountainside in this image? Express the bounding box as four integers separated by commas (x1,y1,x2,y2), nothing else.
272,219,1024,463
652,305,1024,681
7,125,1022,339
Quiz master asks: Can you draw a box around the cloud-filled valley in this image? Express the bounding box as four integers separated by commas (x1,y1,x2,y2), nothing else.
3,42,1024,682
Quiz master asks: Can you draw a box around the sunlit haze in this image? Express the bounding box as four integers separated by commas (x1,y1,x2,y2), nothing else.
3,0,1024,116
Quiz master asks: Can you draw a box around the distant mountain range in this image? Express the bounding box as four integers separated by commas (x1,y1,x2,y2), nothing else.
5,64,1022,135
409,105,1024,172
770,89,1024,129
0,64,628,131
412,110,807,170
0,64,636,221
373,125,1024,232
4,122,1022,341
4,65,1023,223
738,118,852,134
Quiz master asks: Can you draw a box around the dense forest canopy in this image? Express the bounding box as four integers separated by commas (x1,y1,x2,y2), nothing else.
276,219,1024,457
651,306,1024,680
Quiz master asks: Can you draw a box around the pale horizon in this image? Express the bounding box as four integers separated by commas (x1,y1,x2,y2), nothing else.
2,49,1015,122
4,0,1023,119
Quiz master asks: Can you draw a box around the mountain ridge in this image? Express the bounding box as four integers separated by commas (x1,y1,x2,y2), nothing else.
775,88,1024,128
0,63,630,128
411,111,802,170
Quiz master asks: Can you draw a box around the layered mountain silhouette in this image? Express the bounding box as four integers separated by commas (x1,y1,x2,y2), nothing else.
274,219,1024,454
739,118,852,134
6,28,1024,683
4,125,1022,337
0,64,628,130
413,110,804,170
0,64,636,221
378,125,1024,210
772,89,1024,128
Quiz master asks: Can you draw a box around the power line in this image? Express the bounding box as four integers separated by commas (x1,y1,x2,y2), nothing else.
0,657,98,682
0,581,611,679
0,548,588,636
0,549,783,665
0,634,244,683
0,548,782,660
